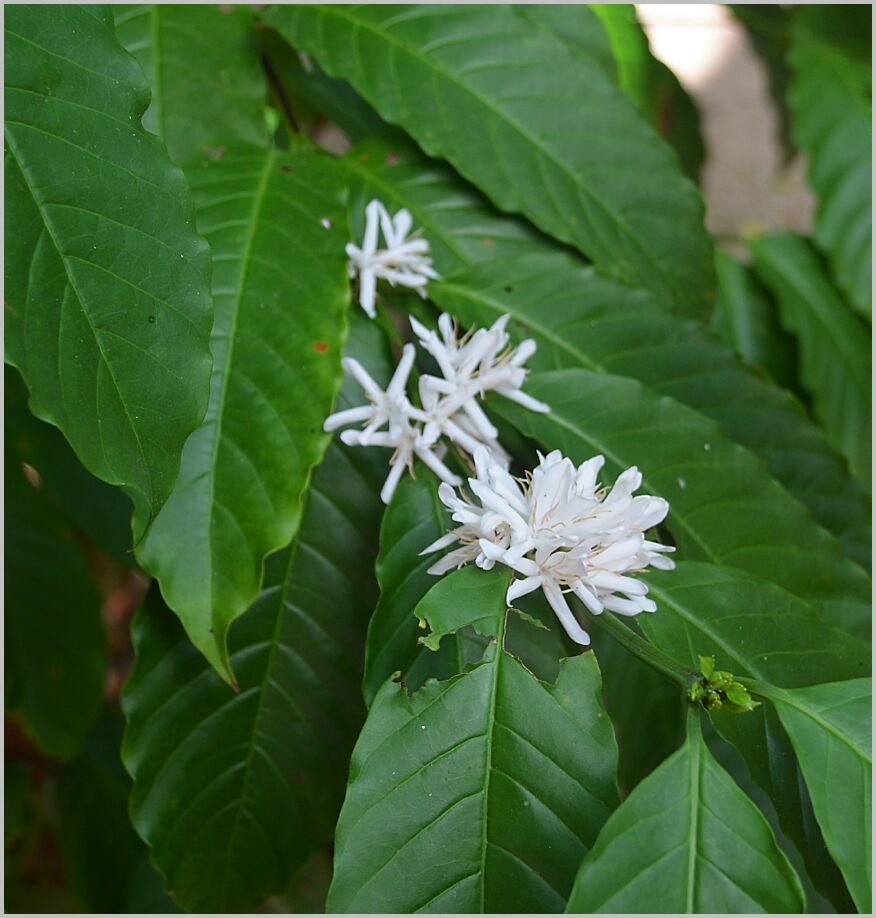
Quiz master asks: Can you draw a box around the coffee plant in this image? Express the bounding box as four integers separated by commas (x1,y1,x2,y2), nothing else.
5,4,871,914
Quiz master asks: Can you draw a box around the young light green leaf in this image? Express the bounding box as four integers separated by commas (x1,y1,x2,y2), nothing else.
788,6,871,318
138,146,350,683
751,232,871,489
329,570,618,913
4,4,213,539
712,250,799,394
113,4,269,164
491,370,871,637
565,712,805,913
5,445,104,760
122,317,392,913
766,679,872,912
429,250,870,570
268,4,713,317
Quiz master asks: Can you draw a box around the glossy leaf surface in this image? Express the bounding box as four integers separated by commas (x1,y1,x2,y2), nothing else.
269,4,713,317
329,568,618,913
565,713,805,913
113,4,269,164
751,232,872,489
138,146,350,682
4,4,213,537
123,316,390,913
768,678,872,912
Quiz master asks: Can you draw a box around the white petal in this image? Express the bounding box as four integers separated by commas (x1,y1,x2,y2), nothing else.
323,405,374,431
380,456,408,504
542,580,591,645
507,575,543,604
387,344,416,398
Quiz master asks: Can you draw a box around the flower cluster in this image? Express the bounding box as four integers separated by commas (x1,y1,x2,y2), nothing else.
323,313,549,504
421,447,675,644
346,199,440,318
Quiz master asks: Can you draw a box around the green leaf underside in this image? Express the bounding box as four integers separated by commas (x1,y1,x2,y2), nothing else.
712,250,799,396
432,252,870,571
6,365,133,565
122,315,391,913
113,4,269,165
789,6,871,318
751,232,872,490
640,562,867,910
5,447,104,760
768,679,872,913
4,4,213,538
490,369,870,638
138,146,350,682
565,713,805,913
268,4,714,317
329,569,618,913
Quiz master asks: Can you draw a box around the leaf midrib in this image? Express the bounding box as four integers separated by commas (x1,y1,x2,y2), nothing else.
206,147,277,646
306,4,677,304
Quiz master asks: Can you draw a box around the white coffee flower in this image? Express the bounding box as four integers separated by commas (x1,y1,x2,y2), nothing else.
346,199,440,318
324,344,461,503
421,447,675,645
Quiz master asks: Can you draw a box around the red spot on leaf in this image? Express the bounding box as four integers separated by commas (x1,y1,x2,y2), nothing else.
295,771,303,784
314,341,329,353
483,237,494,247
385,151,399,166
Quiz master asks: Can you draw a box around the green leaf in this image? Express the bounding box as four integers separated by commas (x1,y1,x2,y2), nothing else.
750,232,871,489
6,365,133,565
487,367,871,638
122,316,391,913
591,4,705,181
138,146,350,682
329,569,618,913
788,5,871,318
640,562,869,690
4,5,214,539
428,248,870,570
565,711,805,913
113,4,269,164
55,714,178,913
5,440,104,760
519,4,617,79
712,250,799,395
268,4,714,317
766,678,872,912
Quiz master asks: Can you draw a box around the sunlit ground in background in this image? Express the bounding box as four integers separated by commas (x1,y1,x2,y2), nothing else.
637,3,814,245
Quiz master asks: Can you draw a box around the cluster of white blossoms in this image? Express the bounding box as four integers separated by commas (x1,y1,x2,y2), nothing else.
323,312,549,504
346,199,440,318
421,447,675,644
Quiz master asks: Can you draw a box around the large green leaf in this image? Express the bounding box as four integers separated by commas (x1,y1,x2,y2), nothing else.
113,4,269,164
329,567,618,913
592,4,705,181
55,714,177,913
767,679,872,913
492,369,871,637
4,4,213,538
518,4,616,80
123,316,391,913
6,365,134,565
565,711,805,913
5,438,104,760
751,232,872,490
268,4,713,318
346,149,870,567
138,146,350,682
788,5,871,318
712,250,799,396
